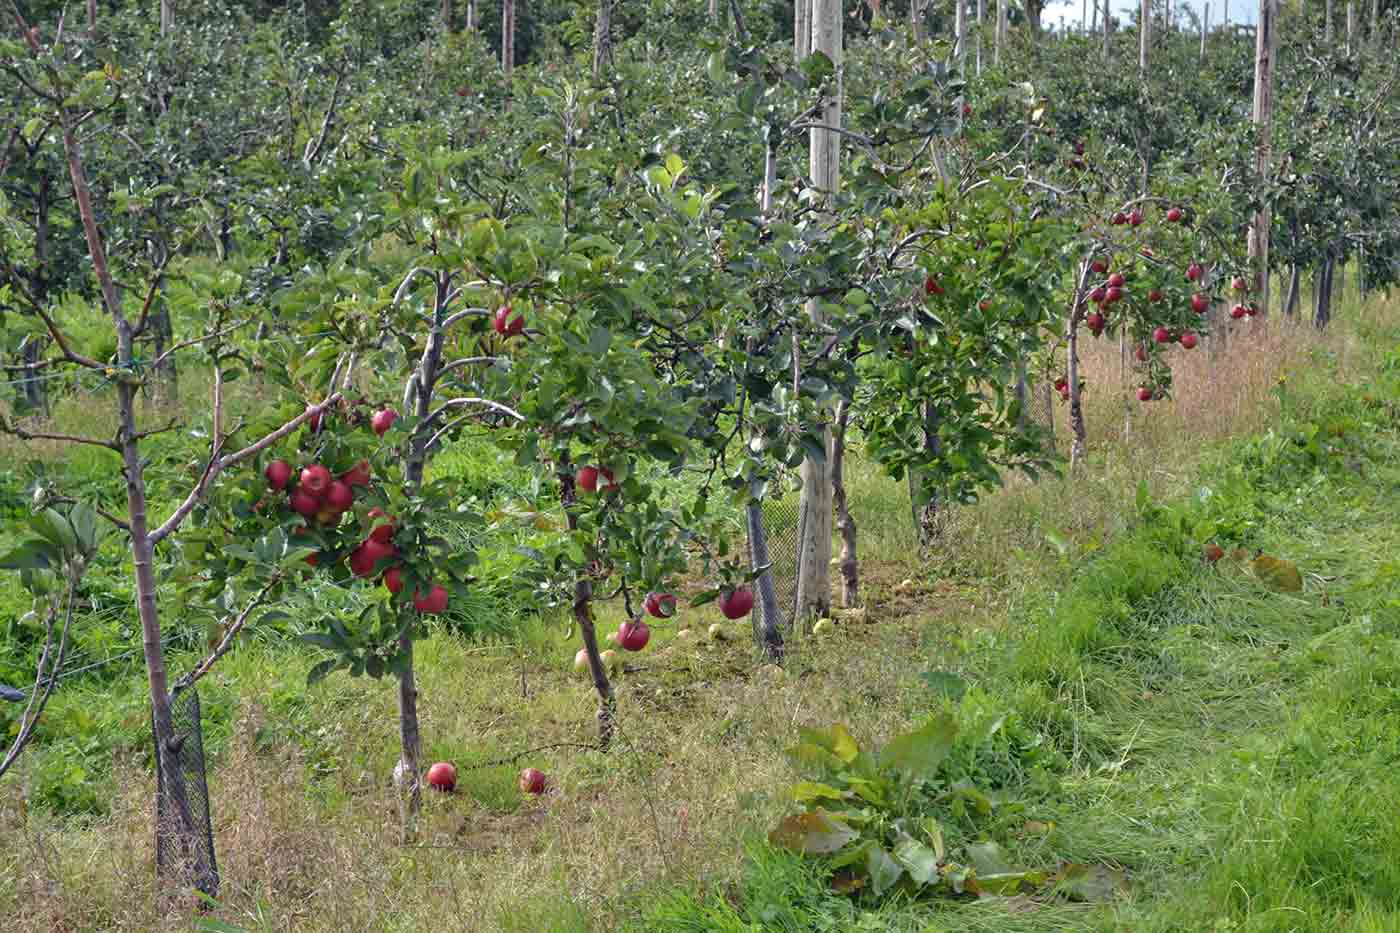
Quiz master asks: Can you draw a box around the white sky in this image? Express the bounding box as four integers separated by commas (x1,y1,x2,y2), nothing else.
1041,0,1259,29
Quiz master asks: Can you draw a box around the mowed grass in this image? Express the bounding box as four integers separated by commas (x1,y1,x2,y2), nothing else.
2,288,1399,932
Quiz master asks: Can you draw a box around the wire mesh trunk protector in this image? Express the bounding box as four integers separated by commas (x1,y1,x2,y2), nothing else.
154,686,219,899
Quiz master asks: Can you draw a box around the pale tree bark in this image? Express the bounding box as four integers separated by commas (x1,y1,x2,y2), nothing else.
87,0,96,34
997,0,1008,62
832,399,858,608
1103,0,1111,56
1346,0,1355,52
1248,0,1278,316
160,0,173,35
593,0,612,82
976,0,986,73
467,0,476,30
1140,0,1151,69
1201,2,1210,61
560,466,618,740
793,0,841,625
796,0,812,59
502,0,516,75
956,0,968,75
1326,0,1334,42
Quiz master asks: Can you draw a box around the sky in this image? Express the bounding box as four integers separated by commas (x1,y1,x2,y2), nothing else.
1040,0,1259,30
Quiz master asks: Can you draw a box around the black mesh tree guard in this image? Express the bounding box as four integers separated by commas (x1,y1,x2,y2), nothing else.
748,487,802,646
154,686,219,900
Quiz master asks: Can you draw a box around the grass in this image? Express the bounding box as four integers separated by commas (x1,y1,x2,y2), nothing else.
2,288,1400,931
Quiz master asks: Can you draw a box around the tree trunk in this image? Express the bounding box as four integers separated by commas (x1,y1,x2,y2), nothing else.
831,399,858,608
796,0,812,58
560,468,616,746
1346,0,1355,52
1139,0,1150,69
997,0,1008,63
909,402,943,549
394,630,421,828
1313,256,1334,329
793,0,841,625
87,0,96,34
1068,260,1091,470
1326,0,1333,43
441,0,454,31
746,500,785,659
1284,265,1301,317
1102,0,1111,56
592,0,612,82
502,0,516,74
1247,0,1277,317
160,0,174,35
956,0,968,74
1201,2,1209,61
976,0,986,74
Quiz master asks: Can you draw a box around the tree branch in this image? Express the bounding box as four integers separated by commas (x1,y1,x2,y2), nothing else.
172,576,280,693
149,318,254,371
0,415,117,449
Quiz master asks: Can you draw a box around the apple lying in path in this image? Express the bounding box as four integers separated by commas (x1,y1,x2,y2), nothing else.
718,587,754,620
519,768,548,795
426,761,457,792
1137,387,1154,402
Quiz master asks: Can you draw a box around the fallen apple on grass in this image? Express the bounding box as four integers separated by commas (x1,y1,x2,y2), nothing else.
426,761,457,792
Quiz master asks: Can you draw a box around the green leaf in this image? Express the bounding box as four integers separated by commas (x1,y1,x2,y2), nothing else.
301,632,346,651
866,844,905,896
919,670,967,701
785,742,846,774
768,809,858,854
706,50,726,84
306,658,340,686
878,713,957,780
893,837,941,886
1135,479,1151,513
1050,863,1130,902
0,539,56,571
1253,555,1303,592
791,781,846,803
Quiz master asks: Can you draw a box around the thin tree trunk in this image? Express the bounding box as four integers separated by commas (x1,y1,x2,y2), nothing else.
956,0,968,74
592,0,612,82
997,0,1008,63
1248,0,1278,317
502,0,516,74
441,0,454,31
976,0,986,74
746,501,785,659
909,402,944,548
1140,0,1151,69
1346,0,1355,52
831,399,858,608
794,0,841,625
1067,260,1091,470
394,631,421,828
1201,2,1209,61
796,0,812,58
87,0,96,34
1103,0,1111,55
561,467,616,745
1326,0,1333,42
160,0,173,35
1284,264,1301,316
1314,255,1334,329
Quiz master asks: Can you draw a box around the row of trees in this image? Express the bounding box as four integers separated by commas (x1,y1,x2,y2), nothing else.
3,0,1397,897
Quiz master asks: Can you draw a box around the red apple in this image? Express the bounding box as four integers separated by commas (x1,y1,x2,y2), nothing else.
340,460,372,488
1089,286,1107,304
1230,303,1248,319
1137,386,1154,402
324,480,354,513
1091,258,1109,274
1135,344,1148,362
961,102,972,117
368,522,395,545
518,767,548,795
383,566,405,594
265,459,293,491
1128,209,1144,226
306,405,326,433
371,408,398,437
1112,211,1128,225
1186,262,1204,282
1231,276,1248,291
978,300,991,312
577,466,615,494
413,584,449,614
1086,311,1106,332
923,276,943,296
1180,331,1199,349
1153,326,1171,344
644,592,677,618
618,618,651,651
1204,543,1225,563
718,587,754,620
426,761,457,792
1244,304,1258,317
290,488,322,518
300,464,331,498
1104,286,1124,305
1148,289,1164,303
1166,207,1183,222
1191,293,1210,314
350,538,396,577
1107,272,1126,288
